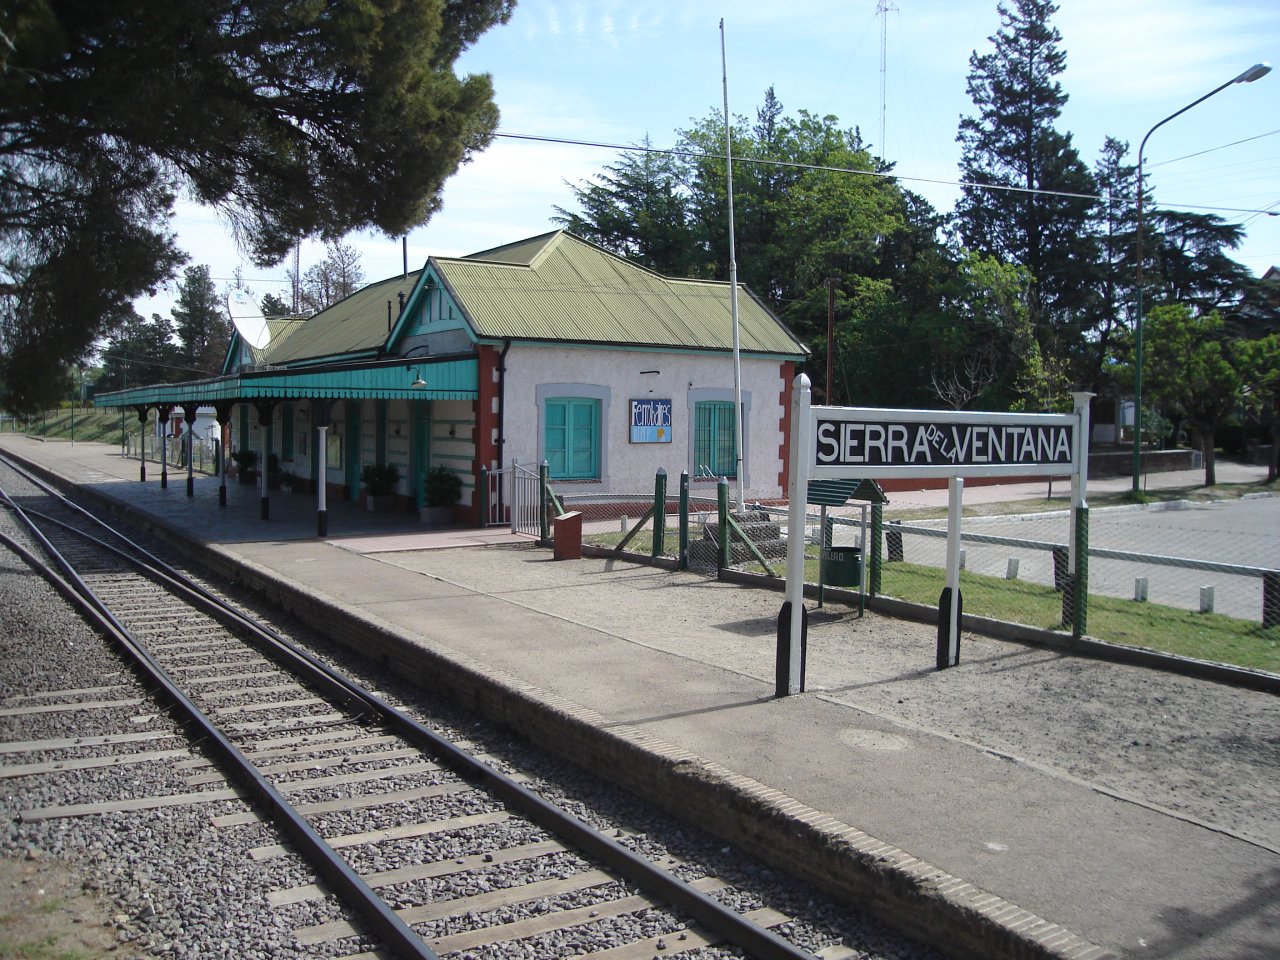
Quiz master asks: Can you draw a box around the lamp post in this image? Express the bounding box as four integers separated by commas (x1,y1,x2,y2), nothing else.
1131,61,1271,493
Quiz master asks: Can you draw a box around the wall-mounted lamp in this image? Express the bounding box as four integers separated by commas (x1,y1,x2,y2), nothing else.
410,369,428,389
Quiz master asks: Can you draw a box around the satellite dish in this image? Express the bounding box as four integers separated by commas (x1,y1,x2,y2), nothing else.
227,289,271,350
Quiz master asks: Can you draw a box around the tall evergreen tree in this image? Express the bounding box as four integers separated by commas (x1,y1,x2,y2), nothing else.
1,0,514,413
954,0,1098,374
553,137,702,277
170,265,229,377
97,312,183,393
1084,137,1142,391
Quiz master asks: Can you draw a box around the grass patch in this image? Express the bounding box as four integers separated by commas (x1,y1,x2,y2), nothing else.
0,934,90,960
870,560,1280,674
8,409,131,446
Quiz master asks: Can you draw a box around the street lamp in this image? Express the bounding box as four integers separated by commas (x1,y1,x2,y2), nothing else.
1131,61,1271,493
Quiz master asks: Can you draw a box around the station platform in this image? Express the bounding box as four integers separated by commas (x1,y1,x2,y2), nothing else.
3,435,1277,960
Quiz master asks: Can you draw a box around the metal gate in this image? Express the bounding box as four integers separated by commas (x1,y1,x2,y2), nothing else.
509,460,543,537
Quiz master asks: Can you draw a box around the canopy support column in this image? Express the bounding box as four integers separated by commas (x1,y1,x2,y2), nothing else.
214,403,234,507
133,406,150,482
180,403,201,497
312,399,335,537
156,405,174,490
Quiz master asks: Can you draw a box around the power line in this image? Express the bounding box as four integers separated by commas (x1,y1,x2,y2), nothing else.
1146,128,1280,169
495,130,1279,217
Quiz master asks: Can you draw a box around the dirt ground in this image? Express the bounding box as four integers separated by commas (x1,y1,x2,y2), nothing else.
0,854,126,959
807,615,1280,851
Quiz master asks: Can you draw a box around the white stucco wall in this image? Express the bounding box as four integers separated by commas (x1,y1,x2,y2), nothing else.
501,345,790,500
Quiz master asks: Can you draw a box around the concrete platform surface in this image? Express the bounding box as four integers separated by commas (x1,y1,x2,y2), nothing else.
3,435,1278,960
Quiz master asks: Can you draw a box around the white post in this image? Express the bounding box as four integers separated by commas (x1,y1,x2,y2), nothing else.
783,374,812,695
945,477,964,665
317,425,328,513
1069,392,1094,575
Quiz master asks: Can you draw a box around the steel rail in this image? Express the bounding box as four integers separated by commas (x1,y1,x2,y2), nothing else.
2,457,820,960
0,483,443,960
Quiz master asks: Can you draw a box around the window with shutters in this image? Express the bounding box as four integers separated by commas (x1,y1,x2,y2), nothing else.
694,401,736,478
544,397,601,479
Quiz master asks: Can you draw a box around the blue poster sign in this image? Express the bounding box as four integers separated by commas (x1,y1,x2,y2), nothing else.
630,398,672,443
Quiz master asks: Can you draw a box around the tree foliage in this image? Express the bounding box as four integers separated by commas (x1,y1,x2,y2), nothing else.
954,0,1099,374
171,265,231,378
1142,305,1243,485
0,0,513,413
297,241,366,314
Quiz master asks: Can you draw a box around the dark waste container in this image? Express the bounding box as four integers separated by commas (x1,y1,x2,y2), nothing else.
822,545,862,587
553,511,582,560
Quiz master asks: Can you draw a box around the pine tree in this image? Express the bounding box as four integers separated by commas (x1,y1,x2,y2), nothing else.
170,265,229,377
955,0,1098,374
0,0,513,413
553,137,702,277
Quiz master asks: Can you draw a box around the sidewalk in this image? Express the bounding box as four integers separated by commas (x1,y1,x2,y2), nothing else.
3,435,1278,960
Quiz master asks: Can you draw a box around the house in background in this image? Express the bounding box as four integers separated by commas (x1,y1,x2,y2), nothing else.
95,231,809,527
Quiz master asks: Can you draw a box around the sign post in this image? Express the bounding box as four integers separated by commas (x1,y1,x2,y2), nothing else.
779,375,1092,692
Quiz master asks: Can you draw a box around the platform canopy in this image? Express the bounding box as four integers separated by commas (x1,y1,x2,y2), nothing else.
93,355,478,408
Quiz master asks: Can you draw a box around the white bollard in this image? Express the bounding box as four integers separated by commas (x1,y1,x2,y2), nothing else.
1200,585,1215,614
620,515,628,533
1134,577,1149,602
1005,558,1019,580
959,549,967,570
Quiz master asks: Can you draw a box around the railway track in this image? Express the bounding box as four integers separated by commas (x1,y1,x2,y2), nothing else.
0,454,919,960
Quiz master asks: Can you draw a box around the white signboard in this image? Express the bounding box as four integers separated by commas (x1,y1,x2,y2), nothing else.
780,378,1092,695
811,406,1077,479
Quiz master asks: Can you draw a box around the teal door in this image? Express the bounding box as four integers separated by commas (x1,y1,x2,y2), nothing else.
414,417,431,510
344,401,362,500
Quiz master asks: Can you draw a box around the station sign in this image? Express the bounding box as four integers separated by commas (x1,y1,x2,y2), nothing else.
630,398,672,443
810,407,1076,479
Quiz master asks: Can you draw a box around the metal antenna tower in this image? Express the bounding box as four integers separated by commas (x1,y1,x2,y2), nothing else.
876,0,896,156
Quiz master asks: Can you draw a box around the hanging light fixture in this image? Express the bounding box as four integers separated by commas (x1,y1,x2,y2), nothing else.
410,369,427,389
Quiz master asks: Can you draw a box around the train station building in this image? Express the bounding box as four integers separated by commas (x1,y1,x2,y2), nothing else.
94,231,808,526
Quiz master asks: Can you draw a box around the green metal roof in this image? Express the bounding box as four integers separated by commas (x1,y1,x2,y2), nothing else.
94,356,477,407
266,271,423,365
435,232,807,357
807,478,888,505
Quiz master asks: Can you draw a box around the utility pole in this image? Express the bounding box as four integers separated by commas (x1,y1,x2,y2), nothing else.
826,278,836,405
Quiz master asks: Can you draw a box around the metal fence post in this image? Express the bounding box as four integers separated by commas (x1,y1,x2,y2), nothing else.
653,468,667,558
678,471,689,570
1263,571,1279,629
870,503,883,595
539,461,550,543
479,466,489,528
886,519,904,562
1072,505,1089,639
717,477,730,570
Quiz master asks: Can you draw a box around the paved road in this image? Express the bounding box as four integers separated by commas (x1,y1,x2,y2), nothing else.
863,497,1278,622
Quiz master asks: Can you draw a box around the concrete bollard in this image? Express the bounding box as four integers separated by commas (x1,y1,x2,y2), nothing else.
1134,577,1148,602
1005,558,1019,580
959,549,966,570
1199,585,1215,614
620,514,628,533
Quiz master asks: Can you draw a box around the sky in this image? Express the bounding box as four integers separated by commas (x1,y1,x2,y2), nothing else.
135,0,1280,322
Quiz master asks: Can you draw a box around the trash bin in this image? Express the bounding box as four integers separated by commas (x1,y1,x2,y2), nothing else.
553,511,583,560
822,545,862,587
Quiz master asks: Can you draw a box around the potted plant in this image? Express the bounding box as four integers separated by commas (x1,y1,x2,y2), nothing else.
360,463,400,512
421,466,461,525
230,449,258,485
